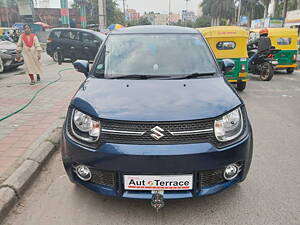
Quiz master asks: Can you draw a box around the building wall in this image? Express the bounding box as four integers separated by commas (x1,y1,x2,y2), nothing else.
144,13,169,25
182,10,197,22
0,7,19,26
35,8,80,26
127,9,140,21
169,13,180,23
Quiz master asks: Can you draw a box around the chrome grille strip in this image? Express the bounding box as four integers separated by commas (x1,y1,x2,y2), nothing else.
101,128,213,136
102,129,145,136
169,128,213,136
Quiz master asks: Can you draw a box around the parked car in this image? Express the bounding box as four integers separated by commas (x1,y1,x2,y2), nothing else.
46,28,106,62
61,26,253,210
0,40,24,73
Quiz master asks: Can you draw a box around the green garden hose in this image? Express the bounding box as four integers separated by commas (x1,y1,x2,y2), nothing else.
0,67,73,122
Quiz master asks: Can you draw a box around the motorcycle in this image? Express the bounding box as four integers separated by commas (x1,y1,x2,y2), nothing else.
248,47,280,81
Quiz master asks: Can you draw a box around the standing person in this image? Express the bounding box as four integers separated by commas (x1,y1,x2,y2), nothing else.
16,24,43,85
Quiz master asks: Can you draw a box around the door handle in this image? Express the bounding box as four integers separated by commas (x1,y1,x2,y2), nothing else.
70,46,75,49
84,47,89,50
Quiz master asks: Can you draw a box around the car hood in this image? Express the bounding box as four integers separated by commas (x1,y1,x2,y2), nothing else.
71,76,242,121
0,41,16,50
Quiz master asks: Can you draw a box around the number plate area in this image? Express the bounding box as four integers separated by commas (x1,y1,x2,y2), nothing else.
124,174,193,191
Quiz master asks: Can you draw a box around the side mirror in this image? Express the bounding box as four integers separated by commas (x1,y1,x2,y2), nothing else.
221,59,235,74
73,60,89,77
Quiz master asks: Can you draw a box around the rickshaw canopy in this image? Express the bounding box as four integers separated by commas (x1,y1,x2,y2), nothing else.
198,26,249,59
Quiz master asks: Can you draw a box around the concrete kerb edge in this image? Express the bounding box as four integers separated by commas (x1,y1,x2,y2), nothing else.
0,127,62,223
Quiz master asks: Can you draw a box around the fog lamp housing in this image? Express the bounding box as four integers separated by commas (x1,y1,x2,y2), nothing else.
75,165,92,181
224,163,240,181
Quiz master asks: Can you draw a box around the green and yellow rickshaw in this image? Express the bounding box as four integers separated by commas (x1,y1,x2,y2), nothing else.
250,28,298,74
199,26,249,91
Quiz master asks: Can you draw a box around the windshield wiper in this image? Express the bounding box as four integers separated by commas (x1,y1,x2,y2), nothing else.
108,75,170,80
174,72,216,79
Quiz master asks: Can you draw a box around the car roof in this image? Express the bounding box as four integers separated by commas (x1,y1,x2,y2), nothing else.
111,25,199,34
50,28,106,39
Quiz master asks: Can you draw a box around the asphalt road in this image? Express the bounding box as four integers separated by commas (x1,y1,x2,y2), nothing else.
2,70,300,225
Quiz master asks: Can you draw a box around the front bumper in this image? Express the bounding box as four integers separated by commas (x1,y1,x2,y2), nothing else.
275,64,297,69
0,53,23,69
61,127,253,199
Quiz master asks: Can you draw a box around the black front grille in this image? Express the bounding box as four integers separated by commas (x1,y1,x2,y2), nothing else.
80,167,240,193
199,169,225,188
100,119,216,145
67,106,247,148
90,169,116,188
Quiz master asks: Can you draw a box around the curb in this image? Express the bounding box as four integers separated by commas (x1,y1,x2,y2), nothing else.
0,127,61,223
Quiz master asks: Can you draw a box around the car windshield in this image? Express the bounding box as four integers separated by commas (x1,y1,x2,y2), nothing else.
94,34,217,79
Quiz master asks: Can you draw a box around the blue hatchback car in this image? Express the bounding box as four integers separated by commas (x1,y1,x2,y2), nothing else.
61,26,253,207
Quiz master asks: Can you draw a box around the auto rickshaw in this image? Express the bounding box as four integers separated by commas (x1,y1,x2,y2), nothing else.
249,28,298,74
199,26,249,91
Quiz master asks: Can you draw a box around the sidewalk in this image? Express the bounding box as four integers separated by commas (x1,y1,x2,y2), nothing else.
0,55,84,182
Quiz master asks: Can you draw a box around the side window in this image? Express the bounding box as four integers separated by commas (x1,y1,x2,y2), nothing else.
52,30,61,39
277,37,291,45
69,31,80,41
216,41,236,50
81,32,92,43
60,31,69,39
61,31,80,41
95,45,106,77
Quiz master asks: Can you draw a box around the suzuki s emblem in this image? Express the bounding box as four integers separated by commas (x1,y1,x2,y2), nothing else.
150,126,165,140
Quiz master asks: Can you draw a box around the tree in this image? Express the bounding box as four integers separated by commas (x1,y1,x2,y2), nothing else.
201,0,235,25
127,17,151,26
106,0,125,25
241,0,264,27
194,16,211,28
274,0,298,18
72,0,125,26
262,0,271,18
282,0,289,18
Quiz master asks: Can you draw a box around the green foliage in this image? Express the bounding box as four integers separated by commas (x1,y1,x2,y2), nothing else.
127,17,151,27
274,0,298,18
72,0,125,26
169,16,210,28
201,0,235,23
194,16,211,28
106,0,125,25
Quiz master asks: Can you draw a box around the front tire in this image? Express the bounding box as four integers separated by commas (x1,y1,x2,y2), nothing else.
260,62,273,81
0,57,4,73
237,81,246,91
286,68,294,74
52,50,64,63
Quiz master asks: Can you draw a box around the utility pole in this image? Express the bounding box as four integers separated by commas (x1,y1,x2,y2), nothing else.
98,0,107,30
185,0,191,12
237,0,242,25
5,0,10,26
183,0,191,26
123,0,126,24
168,0,171,25
298,0,300,9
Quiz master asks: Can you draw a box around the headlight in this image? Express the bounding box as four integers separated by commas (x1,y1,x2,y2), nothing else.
214,108,243,142
71,109,101,142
